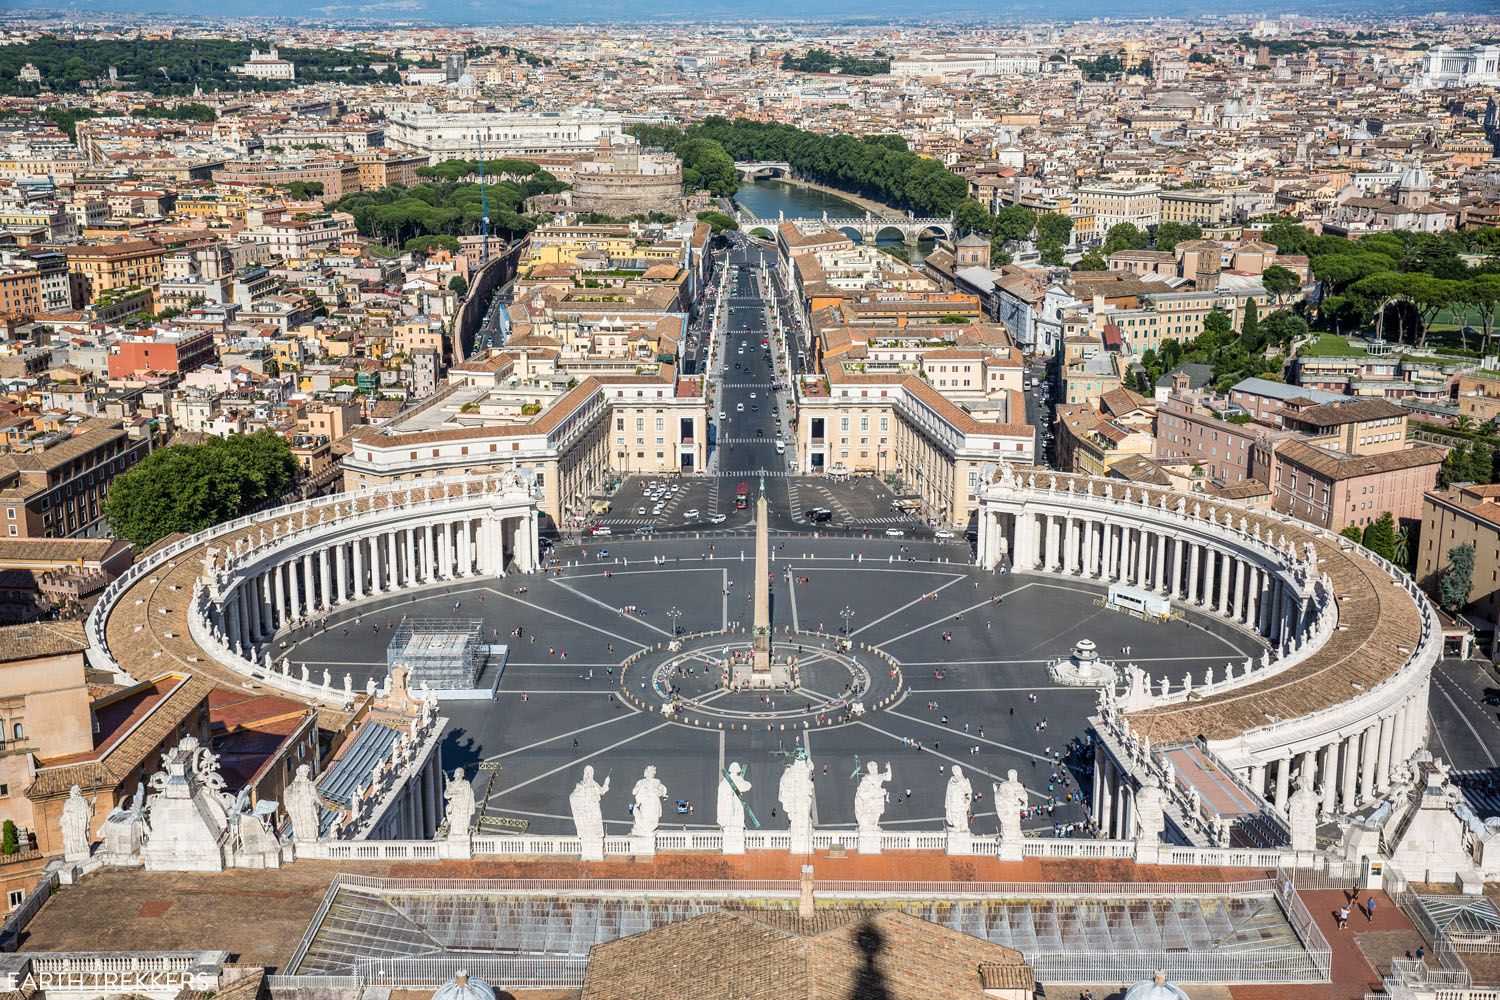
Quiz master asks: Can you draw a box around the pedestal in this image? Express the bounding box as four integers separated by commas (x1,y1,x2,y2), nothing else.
789,822,813,856
1132,839,1160,865
722,827,745,855
631,833,656,856
579,834,605,862
857,827,881,855
945,830,973,856
998,834,1024,862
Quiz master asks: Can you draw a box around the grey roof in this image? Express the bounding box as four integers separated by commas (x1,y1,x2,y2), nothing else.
1231,377,1343,405
955,265,1000,294
1155,363,1215,390
317,720,401,807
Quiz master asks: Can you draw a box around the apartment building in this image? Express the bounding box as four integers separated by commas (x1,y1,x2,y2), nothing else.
63,240,167,304
794,367,1033,527
1074,184,1161,231
106,328,217,378
342,367,706,527
1271,440,1444,532
1417,484,1500,625
0,420,152,539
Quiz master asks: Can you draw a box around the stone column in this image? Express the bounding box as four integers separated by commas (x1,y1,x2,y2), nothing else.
1250,763,1266,799
1297,748,1315,793
1231,560,1245,622
1376,714,1394,792
1274,756,1292,812
383,531,396,590
334,543,348,605
1218,555,1234,616
353,537,366,599
1155,532,1168,593
1188,543,1201,603
1340,734,1359,811
1359,724,1378,804
272,563,287,628
1135,529,1150,586
1201,548,1216,608
1102,523,1116,582
1392,703,1410,768
1320,743,1338,816
259,573,274,636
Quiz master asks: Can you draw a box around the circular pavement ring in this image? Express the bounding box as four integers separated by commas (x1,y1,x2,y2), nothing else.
617,632,903,730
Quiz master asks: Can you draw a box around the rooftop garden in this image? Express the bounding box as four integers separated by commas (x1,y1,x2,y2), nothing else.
1298,333,1364,357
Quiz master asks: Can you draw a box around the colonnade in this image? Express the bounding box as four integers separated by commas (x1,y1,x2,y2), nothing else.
218,510,538,657
985,506,1307,649
1251,685,1431,818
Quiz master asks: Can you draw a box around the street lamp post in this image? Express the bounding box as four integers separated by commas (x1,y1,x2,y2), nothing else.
839,605,854,636
668,606,682,636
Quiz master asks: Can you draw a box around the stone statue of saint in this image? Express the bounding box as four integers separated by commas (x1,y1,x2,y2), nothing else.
778,755,814,851
569,765,610,842
61,785,93,862
717,762,751,832
284,763,322,844
1134,777,1166,843
993,769,1027,847
854,761,893,834
630,766,667,837
945,765,973,833
1288,776,1318,853
444,768,476,841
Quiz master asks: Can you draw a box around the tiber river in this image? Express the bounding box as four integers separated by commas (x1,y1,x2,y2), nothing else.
732,177,935,265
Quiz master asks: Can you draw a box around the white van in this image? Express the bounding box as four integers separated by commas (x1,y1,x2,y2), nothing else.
775,438,786,454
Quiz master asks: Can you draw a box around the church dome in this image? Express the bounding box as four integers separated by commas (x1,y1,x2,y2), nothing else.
1399,162,1431,191
433,971,495,1000
1124,971,1191,1000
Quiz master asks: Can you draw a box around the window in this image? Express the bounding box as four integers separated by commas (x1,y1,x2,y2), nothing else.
7,890,21,911
11,724,21,741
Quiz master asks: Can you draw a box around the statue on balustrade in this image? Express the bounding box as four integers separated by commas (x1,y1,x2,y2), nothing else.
945,765,973,833
61,785,95,862
1288,776,1318,853
778,754,815,853
569,765,610,843
284,764,322,844
994,769,1027,849
630,765,667,837
717,762,751,833
1133,777,1166,843
854,761,893,835
444,767,476,841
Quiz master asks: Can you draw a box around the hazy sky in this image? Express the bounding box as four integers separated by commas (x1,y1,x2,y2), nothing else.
14,0,1497,22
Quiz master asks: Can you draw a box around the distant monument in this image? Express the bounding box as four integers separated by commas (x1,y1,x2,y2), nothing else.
731,479,790,689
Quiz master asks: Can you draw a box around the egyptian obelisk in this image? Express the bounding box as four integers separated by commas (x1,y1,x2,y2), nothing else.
752,477,772,675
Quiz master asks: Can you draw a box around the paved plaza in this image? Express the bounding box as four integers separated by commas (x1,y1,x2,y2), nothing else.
288,532,1268,836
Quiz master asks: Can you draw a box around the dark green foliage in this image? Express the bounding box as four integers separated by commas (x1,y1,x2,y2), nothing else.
131,102,216,121
780,48,891,76
1340,525,1364,544
1439,542,1476,612
103,431,300,548
1153,221,1201,253
280,181,325,200
448,275,468,297
2,820,17,855
1102,223,1149,254
0,37,401,96
329,159,565,247
1361,511,1399,564
629,117,968,217
696,210,739,232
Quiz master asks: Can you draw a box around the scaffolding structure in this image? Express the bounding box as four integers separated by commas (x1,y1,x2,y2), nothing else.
386,619,485,690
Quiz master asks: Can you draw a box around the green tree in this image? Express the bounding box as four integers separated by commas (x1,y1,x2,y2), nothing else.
1102,222,1148,255
1037,239,1067,266
1361,511,1399,563
677,137,739,197
1261,264,1301,307
991,204,1036,243
1261,219,1315,256
1262,310,1308,349
1340,525,1365,544
1073,248,1107,271
1153,221,1201,253
1440,442,1471,487
951,198,992,235
695,210,739,233
1,820,17,856
104,432,299,548
1469,441,1495,485
1035,212,1073,247
1240,298,1260,348
1438,542,1476,612
448,274,468,297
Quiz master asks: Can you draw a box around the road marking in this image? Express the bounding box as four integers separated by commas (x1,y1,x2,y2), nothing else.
550,579,674,638
1433,669,1499,766
848,573,969,638
873,594,1012,648
494,586,648,647
484,711,639,762
486,722,674,802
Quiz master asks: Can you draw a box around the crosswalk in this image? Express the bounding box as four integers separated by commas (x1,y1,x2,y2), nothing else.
1452,770,1500,818
595,517,655,526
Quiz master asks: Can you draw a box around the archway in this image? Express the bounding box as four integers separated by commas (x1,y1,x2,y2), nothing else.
837,226,864,245
749,227,774,241
874,225,909,245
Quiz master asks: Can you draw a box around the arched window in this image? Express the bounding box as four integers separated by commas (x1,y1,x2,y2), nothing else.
11,723,22,741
